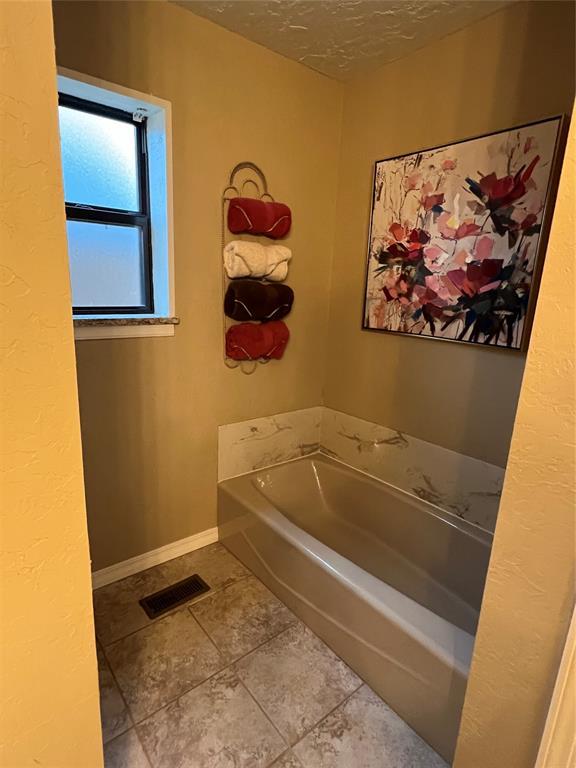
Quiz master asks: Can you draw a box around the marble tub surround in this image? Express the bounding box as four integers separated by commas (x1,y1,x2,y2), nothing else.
218,406,503,532
320,408,503,533
96,545,446,768
218,407,322,480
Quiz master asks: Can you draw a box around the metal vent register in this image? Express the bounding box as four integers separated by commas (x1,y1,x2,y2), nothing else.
139,574,210,619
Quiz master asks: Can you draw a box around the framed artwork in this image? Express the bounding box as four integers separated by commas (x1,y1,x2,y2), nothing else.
362,116,565,350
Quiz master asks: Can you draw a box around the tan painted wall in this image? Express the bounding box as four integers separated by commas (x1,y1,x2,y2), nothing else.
325,0,575,467
0,2,103,765
52,1,343,570
454,104,575,768
53,1,574,570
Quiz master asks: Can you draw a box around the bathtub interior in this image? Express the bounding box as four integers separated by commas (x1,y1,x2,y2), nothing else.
253,455,492,635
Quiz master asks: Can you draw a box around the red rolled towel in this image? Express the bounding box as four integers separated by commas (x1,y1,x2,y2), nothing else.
227,197,291,239
226,320,289,361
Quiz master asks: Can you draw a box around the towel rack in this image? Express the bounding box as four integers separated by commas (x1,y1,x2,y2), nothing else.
221,162,276,375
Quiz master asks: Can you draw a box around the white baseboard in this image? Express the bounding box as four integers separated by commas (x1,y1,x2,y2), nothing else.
91,527,219,590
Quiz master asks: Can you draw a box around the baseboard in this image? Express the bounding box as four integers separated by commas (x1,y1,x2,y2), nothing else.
91,527,219,590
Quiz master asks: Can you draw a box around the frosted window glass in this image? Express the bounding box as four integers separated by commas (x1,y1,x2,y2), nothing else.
67,221,145,308
59,106,140,211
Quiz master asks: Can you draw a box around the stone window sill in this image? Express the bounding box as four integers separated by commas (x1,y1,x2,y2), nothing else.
73,317,180,340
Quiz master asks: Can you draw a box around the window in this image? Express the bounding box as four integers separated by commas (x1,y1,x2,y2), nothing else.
57,69,175,338
59,95,153,314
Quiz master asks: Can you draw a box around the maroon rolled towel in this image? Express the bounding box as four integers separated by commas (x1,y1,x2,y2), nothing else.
226,321,290,361
224,280,294,322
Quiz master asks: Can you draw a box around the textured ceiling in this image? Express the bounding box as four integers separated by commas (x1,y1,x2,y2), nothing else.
174,0,510,80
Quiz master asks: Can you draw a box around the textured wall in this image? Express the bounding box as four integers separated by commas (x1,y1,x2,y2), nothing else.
454,105,575,768
0,2,103,765
324,0,575,467
52,0,343,570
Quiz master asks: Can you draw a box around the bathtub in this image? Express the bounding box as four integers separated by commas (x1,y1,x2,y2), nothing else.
218,453,492,763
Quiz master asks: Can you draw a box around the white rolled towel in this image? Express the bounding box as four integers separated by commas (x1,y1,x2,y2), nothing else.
224,241,291,282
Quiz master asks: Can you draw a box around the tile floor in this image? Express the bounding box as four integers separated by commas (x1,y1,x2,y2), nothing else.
95,542,448,768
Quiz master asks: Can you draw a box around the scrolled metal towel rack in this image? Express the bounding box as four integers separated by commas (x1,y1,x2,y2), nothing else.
221,162,277,375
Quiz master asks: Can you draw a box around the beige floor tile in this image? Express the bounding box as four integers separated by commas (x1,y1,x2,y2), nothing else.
293,685,448,768
94,568,165,647
97,645,131,744
104,729,151,768
138,668,286,768
106,609,224,722
191,576,297,661
94,543,250,645
233,622,361,745
95,548,447,768
156,543,250,592
271,750,304,767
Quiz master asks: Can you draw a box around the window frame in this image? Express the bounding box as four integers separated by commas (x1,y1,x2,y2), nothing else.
59,92,155,315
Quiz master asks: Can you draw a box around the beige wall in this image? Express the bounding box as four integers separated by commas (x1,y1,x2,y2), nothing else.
0,2,103,766
1,4,572,763
53,1,575,571
52,1,343,570
454,105,575,768
325,0,575,467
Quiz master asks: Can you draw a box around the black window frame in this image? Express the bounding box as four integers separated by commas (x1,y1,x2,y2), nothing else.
59,93,154,315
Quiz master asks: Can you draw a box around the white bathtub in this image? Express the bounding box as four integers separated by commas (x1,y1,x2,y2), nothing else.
218,453,492,763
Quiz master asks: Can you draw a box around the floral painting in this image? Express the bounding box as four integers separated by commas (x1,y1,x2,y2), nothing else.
363,117,563,349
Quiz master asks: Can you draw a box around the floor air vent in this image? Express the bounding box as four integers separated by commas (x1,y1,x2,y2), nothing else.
139,574,210,619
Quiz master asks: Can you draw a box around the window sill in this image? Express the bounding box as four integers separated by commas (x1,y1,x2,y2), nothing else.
74,317,179,340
